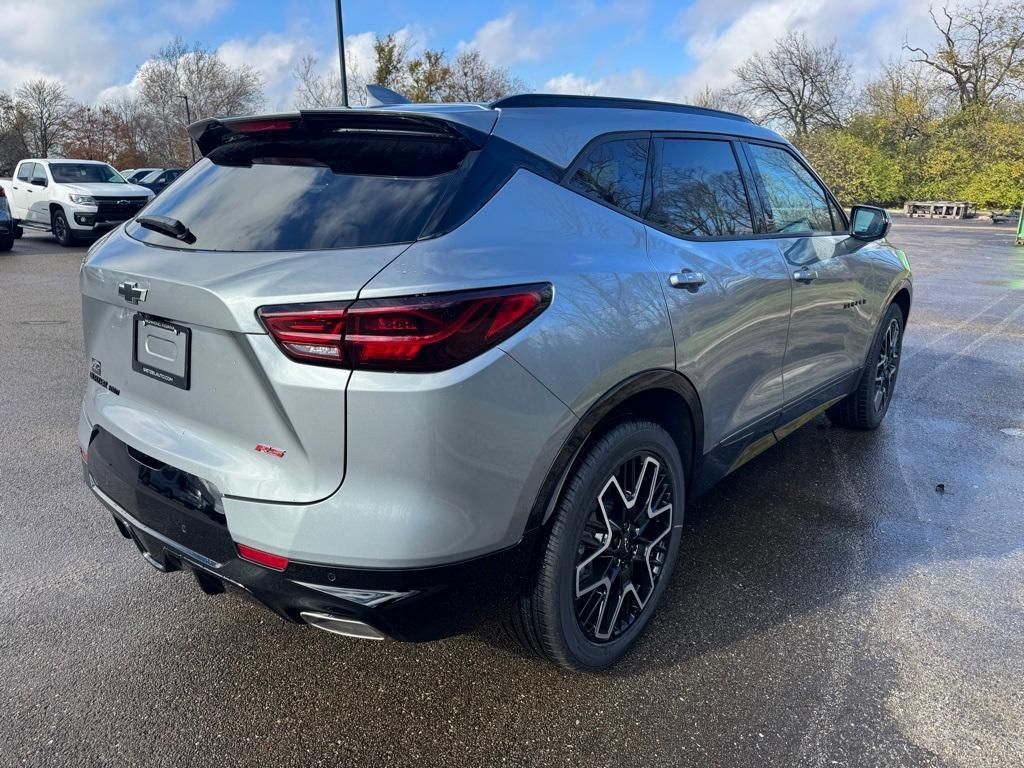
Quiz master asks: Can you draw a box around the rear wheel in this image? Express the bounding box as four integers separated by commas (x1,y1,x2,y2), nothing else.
12,222,23,239
0,232,12,252
827,303,904,429
51,208,74,247
510,420,684,671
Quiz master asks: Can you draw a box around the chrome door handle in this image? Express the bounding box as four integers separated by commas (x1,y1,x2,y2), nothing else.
793,267,818,284
669,271,706,291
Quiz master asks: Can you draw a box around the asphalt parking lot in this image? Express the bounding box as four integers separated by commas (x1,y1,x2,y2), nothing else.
1,220,1022,767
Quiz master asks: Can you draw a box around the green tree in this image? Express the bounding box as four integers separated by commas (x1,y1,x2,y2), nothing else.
797,130,904,206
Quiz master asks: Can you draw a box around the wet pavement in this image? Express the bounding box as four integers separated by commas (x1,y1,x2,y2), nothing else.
1,220,1022,767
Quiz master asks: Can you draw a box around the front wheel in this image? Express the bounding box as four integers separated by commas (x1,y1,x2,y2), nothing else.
827,303,905,429
51,208,75,247
510,420,684,671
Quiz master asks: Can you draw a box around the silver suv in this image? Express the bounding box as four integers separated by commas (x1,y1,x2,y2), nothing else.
80,95,911,671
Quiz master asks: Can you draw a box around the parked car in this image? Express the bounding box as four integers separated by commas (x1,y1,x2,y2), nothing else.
1,159,153,246
121,168,161,184
135,167,185,195
0,184,13,251
79,95,911,671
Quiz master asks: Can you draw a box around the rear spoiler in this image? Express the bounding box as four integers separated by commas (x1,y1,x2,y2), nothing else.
188,109,497,157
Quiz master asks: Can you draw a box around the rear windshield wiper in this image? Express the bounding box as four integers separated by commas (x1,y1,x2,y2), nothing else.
137,215,197,245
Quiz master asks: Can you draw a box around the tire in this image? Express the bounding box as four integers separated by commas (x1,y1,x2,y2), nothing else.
51,207,75,247
509,420,685,671
12,222,23,239
827,303,905,430
0,232,12,252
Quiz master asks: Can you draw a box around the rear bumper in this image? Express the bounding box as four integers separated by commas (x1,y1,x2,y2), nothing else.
84,428,538,642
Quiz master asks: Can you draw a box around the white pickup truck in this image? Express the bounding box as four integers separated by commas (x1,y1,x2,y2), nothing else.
0,159,154,246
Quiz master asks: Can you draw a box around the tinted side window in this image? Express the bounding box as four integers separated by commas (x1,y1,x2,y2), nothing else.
829,198,847,231
31,165,48,184
747,144,833,234
647,138,753,238
566,138,648,216
17,163,33,182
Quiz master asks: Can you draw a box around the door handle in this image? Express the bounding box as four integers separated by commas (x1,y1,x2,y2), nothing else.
793,267,818,284
669,271,707,291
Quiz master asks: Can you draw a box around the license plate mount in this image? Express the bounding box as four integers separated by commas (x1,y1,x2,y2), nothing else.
132,314,191,390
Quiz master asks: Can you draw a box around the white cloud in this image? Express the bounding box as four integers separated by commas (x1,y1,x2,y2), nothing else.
670,0,938,99
459,12,556,66
160,0,231,26
0,0,157,99
460,4,646,68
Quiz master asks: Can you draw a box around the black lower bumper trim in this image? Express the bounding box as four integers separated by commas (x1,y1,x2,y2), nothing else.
86,428,537,642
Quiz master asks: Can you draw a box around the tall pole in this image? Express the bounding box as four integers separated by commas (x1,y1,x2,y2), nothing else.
180,94,196,164
335,0,349,107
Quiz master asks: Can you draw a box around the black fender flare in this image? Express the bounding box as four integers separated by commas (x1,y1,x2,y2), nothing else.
525,369,704,533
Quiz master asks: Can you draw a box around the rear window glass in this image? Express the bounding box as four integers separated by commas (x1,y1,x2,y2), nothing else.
127,133,470,252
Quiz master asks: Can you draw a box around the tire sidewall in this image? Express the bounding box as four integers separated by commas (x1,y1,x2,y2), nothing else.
52,208,73,246
868,305,904,425
546,423,685,670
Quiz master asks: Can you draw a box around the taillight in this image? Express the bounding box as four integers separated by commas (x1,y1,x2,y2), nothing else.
0,186,5,198
257,302,349,364
227,119,297,133
257,284,552,372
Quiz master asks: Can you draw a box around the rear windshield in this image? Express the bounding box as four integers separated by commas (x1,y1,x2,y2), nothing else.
126,133,471,251
50,163,125,184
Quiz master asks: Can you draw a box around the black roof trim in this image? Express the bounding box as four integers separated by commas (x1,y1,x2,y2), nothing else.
490,94,752,124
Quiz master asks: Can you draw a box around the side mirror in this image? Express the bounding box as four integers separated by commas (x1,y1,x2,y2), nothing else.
850,205,890,241
31,177,47,188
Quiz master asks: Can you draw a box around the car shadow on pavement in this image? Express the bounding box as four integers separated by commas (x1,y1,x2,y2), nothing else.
473,346,1024,679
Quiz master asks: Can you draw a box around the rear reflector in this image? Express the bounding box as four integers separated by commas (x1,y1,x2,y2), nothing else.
236,543,289,571
258,284,552,372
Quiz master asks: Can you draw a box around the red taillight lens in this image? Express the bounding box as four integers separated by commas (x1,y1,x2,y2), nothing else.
257,302,350,365
258,284,552,372
227,119,297,133
236,543,289,571
0,185,5,198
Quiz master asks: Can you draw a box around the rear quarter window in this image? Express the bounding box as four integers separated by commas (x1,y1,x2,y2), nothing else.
565,138,648,216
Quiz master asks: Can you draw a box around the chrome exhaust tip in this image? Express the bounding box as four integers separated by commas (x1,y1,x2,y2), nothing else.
300,611,385,641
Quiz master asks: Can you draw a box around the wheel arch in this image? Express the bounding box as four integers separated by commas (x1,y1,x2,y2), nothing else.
891,284,912,323
525,369,704,533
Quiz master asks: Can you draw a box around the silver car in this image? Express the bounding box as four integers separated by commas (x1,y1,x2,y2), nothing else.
80,95,911,671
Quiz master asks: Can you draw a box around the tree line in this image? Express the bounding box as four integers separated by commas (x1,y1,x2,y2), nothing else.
698,0,1024,209
0,34,522,175
1,3,1020,210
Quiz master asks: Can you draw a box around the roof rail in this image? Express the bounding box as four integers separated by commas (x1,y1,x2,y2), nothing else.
490,94,752,124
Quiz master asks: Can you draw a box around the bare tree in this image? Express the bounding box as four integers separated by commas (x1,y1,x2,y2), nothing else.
0,92,29,174
137,37,264,166
690,85,752,115
102,93,157,165
443,50,525,102
14,78,72,156
905,2,1024,109
860,59,942,141
730,32,852,137
293,53,367,108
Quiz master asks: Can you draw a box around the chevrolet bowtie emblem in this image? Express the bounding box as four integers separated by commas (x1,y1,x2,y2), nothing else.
117,281,148,304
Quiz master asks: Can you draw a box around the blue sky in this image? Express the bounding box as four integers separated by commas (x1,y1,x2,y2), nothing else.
0,0,939,109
